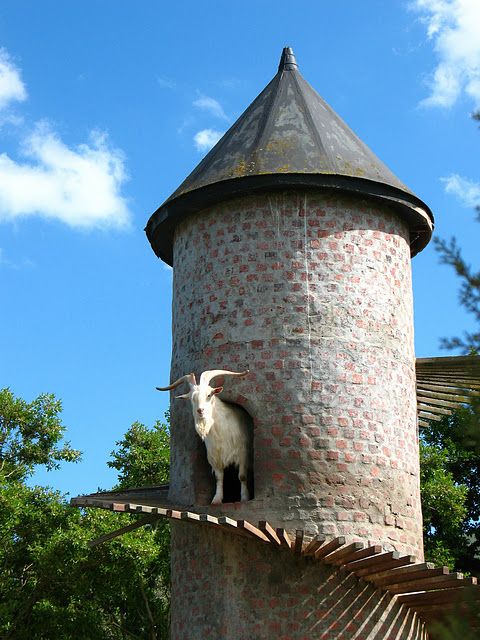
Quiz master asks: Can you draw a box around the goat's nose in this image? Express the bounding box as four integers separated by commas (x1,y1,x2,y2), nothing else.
197,408,203,415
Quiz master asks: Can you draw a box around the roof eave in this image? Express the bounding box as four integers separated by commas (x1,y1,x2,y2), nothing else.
145,173,434,265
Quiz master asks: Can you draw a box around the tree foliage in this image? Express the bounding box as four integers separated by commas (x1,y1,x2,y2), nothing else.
434,235,480,352
0,388,81,481
420,407,480,574
108,416,170,489
0,388,171,639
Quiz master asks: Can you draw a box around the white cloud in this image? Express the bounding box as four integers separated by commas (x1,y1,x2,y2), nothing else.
193,128,224,152
411,0,480,108
0,47,131,230
0,48,27,110
0,123,130,229
441,173,480,207
193,95,228,120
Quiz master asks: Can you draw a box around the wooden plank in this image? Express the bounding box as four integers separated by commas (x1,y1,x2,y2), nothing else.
344,551,399,572
417,395,463,409
368,562,435,584
88,515,158,547
180,511,201,522
417,375,480,386
302,535,326,557
217,516,252,539
369,563,439,587
418,420,430,428
397,587,476,606
417,380,480,391
112,502,128,512
275,527,293,549
358,555,416,578
322,541,365,566
258,521,282,545
387,572,464,595
416,364,480,374
416,386,475,402
346,552,416,578
314,536,346,560
416,355,480,367
416,368,479,377
337,544,383,565
418,411,443,422
413,603,462,616
416,367,480,377
417,403,453,416
237,520,270,543
293,529,304,555
416,375,480,389
199,513,220,525
135,504,159,514
166,509,183,520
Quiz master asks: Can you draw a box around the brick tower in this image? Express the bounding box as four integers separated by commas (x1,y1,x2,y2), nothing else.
146,48,434,639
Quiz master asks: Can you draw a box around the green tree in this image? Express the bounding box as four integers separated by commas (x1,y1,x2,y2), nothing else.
0,388,81,481
108,416,170,489
0,387,171,640
420,406,480,574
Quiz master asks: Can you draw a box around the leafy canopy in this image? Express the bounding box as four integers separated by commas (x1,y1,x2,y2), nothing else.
108,414,170,489
0,388,81,481
0,387,171,639
420,406,480,573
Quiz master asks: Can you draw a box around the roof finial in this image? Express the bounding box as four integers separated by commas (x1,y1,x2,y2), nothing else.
278,46,298,72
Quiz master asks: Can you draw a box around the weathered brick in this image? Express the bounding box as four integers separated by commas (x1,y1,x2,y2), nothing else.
168,190,424,635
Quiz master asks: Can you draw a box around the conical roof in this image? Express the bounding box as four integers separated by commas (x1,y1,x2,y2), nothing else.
146,48,433,264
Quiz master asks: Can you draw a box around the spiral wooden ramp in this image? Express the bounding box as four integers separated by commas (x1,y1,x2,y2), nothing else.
72,486,479,634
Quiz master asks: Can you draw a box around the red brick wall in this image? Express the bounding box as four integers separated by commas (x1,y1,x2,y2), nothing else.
168,190,423,558
170,522,428,640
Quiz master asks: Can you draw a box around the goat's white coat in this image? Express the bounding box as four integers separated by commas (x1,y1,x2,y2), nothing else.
157,370,251,504
197,396,250,504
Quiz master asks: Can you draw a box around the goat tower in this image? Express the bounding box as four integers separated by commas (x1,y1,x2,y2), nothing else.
146,47,434,639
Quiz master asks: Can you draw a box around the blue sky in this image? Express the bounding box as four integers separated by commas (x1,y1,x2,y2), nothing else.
1,0,479,497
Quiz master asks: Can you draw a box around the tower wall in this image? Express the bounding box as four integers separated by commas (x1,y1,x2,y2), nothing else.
168,189,423,559
170,522,427,640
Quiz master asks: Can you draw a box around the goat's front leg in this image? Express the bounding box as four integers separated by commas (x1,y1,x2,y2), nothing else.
211,467,224,505
239,461,249,502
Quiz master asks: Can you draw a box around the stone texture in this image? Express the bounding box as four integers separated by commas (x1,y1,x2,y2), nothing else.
170,522,428,640
167,190,423,559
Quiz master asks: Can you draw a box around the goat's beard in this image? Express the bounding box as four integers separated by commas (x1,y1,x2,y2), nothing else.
195,416,212,440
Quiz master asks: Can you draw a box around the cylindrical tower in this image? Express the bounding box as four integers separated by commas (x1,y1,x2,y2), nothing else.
146,48,433,639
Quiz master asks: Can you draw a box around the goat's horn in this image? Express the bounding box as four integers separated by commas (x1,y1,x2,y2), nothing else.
199,369,249,386
156,373,196,391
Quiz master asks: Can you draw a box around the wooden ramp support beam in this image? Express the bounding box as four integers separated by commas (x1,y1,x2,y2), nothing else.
258,520,282,545
88,515,159,548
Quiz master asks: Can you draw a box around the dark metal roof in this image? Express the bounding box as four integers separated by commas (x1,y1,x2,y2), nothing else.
146,47,434,264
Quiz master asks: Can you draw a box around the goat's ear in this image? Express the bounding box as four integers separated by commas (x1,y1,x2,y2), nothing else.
175,393,190,399
210,386,223,396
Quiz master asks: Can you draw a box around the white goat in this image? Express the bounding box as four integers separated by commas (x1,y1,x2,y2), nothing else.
157,369,251,505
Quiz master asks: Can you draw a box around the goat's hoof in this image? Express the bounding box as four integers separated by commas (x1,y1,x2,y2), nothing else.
211,497,222,505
